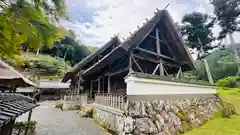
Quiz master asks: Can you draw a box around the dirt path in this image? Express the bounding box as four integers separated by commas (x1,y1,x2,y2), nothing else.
16,101,106,135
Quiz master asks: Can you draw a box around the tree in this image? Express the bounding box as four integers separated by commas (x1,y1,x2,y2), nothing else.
0,0,67,58
180,12,216,59
41,36,91,65
211,0,240,71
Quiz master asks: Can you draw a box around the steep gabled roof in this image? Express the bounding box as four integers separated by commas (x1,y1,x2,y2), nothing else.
62,36,121,82
62,10,195,82
81,10,195,76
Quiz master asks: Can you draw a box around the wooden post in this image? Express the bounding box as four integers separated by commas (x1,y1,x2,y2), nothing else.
198,38,214,84
8,119,15,135
152,64,160,75
98,78,100,94
176,67,182,79
108,75,111,94
24,109,33,135
90,81,93,98
156,28,164,76
129,51,134,74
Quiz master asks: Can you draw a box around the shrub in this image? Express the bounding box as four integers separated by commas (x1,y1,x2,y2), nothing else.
216,76,240,88
55,102,63,110
13,121,37,135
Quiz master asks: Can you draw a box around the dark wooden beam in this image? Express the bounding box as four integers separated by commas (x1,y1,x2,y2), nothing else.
129,51,134,73
148,35,167,44
98,78,100,94
135,47,178,63
158,30,176,59
107,67,129,76
132,56,144,72
156,28,164,76
133,54,180,68
107,75,111,93
176,67,182,79
152,64,159,75
110,53,128,72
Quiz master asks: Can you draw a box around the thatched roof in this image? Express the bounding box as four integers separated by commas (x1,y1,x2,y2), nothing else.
62,36,121,82
62,10,195,82
0,60,36,87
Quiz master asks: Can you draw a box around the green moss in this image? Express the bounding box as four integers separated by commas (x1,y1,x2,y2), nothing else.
92,109,118,135
184,88,240,135
54,102,63,110
177,110,185,121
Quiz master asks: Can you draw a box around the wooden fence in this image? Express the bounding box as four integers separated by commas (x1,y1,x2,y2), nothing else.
62,93,88,105
95,93,125,110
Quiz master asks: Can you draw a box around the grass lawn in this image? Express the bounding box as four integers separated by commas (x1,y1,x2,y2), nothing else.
184,88,240,135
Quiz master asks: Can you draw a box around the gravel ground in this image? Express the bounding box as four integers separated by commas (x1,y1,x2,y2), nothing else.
16,101,107,135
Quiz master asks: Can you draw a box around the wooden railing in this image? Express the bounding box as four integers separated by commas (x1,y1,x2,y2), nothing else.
62,93,88,104
95,93,125,110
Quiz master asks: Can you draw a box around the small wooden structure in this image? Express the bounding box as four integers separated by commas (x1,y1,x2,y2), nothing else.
0,93,39,135
0,60,39,134
62,10,195,106
0,60,36,92
36,80,70,101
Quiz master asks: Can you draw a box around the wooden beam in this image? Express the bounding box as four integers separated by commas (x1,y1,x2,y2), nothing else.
149,35,167,44
158,30,176,59
135,47,178,63
152,64,159,75
108,75,111,94
108,67,129,76
111,53,127,72
163,66,169,76
156,28,164,76
132,56,144,72
129,51,134,73
90,81,93,97
176,67,182,79
132,54,180,68
98,78,100,94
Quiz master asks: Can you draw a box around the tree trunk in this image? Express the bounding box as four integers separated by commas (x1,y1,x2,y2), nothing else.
36,48,40,55
198,38,214,84
229,33,240,72
203,58,214,84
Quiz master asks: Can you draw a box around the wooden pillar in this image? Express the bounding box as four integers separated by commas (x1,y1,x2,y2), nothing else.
28,109,32,121
90,81,93,97
156,28,164,76
176,66,182,79
128,51,134,74
9,119,15,135
108,75,111,94
24,109,33,135
98,78,100,94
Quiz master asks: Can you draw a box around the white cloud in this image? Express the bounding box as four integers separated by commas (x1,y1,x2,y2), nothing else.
61,0,240,49
61,0,192,46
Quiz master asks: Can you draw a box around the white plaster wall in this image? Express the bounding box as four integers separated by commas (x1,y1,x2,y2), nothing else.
125,75,216,95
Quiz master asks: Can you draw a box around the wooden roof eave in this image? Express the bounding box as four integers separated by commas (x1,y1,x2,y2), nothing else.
0,60,36,87
163,11,195,70
62,36,121,82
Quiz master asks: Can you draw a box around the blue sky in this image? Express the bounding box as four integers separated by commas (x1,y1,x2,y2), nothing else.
61,0,240,48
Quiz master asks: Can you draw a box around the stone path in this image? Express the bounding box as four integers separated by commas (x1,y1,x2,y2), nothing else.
16,101,107,135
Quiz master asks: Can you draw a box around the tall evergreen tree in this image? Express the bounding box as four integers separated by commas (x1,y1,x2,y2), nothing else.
211,0,240,72
180,12,216,59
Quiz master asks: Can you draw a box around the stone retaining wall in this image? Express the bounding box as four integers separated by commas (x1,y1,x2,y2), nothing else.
93,104,124,133
93,96,222,135
120,96,219,135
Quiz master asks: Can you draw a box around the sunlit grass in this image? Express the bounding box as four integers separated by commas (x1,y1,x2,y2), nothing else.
184,88,240,135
